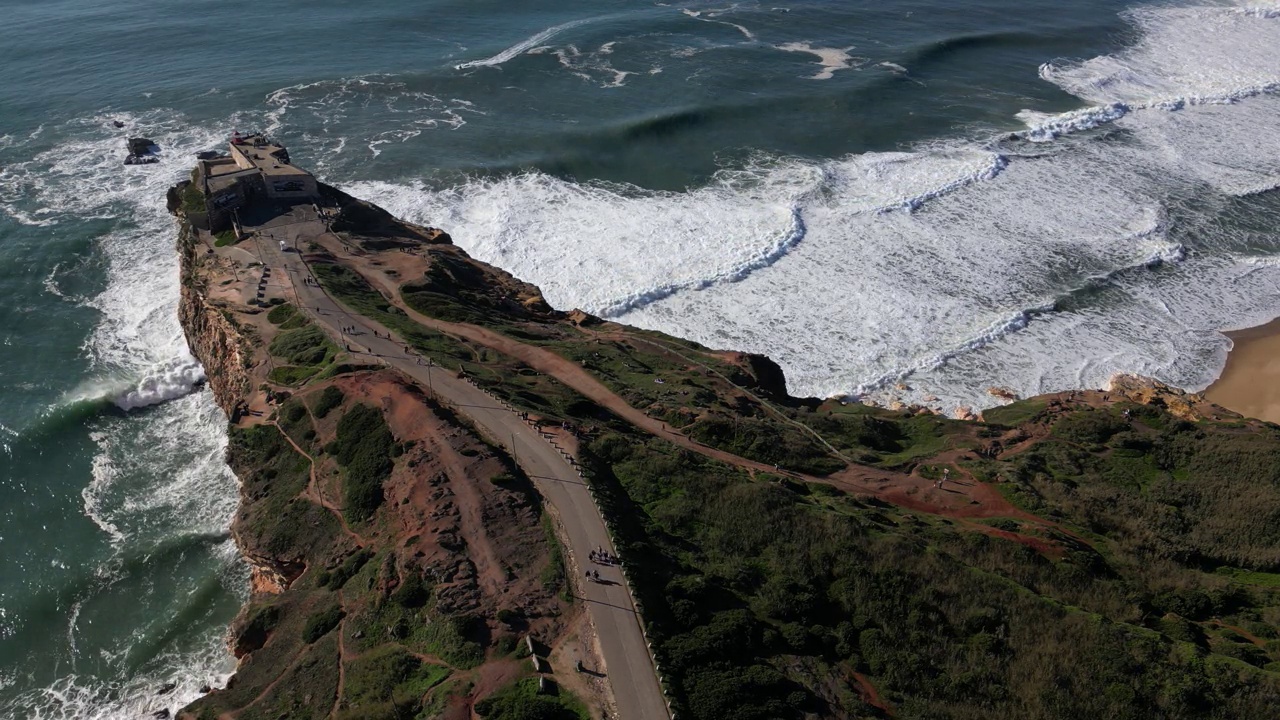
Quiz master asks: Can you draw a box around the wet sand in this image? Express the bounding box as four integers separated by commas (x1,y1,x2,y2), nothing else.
1204,317,1280,424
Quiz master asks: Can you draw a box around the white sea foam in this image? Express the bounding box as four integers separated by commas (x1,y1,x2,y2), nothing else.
266,77,481,163
456,17,601,69
113,356,207,411
682,8,757,40
776,42,865,79
355,1,1280,410
0,109,247,717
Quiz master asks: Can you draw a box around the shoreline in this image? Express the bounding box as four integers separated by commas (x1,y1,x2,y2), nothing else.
1204,316,1280,424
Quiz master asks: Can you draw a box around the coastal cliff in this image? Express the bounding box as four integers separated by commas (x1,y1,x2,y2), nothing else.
170,192,595,719
170,175,1280,719
176,222,253,414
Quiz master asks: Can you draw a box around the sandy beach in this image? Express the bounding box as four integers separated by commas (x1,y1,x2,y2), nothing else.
1205,316,1280,424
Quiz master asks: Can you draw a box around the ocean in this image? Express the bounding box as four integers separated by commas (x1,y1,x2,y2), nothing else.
0,0,1277,716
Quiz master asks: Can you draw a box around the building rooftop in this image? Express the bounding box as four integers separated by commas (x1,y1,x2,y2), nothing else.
206,157,252,177
228,133,311,177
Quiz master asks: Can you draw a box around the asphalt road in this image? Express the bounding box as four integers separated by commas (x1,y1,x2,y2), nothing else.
249,225,670,720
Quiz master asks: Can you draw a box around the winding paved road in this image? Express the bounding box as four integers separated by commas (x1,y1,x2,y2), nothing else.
247,220,669,720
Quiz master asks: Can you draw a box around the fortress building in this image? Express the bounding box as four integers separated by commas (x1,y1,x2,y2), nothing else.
193,132,318,230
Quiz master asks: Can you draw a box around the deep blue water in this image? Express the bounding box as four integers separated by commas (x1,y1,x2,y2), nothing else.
2,0,1278,716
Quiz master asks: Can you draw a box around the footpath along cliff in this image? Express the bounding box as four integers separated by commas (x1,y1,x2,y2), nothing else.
170,170,1280,720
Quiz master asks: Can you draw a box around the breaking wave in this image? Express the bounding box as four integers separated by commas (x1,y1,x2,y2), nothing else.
113,357,207,411
354,0,1280,412
455,17,604,69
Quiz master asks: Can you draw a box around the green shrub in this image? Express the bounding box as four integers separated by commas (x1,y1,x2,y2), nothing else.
267,303,298,325
474,678,584,720
332,405,395,522
313,385,345,419
391,572,430,608
303,605,344,643
1053,409,1129,445
270,324,336,366
322,549,373,590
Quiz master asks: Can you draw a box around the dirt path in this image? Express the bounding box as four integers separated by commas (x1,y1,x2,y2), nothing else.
1208,620,1268,647
848,668,893,717
386,388,508,600
325,242,1064,532
224,647,310,720
331,590,349,719
271,422,369,548
267,237,672,720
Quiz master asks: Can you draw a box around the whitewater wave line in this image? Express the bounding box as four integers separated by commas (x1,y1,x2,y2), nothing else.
593,151,1009,318
847,239,1189,398
600,71,1280,318
455,17,603,70
1016,76,1280,142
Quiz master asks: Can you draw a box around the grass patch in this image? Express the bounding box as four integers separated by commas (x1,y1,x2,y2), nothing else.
267,321,340,388
303,604,344,643
981,399,1048,427
341,645,451,717
214,229,238,246
1214,567,1280,588
475,678,588,720
540,515,570,602
330,404,394,523
270,365,321,387
267,303,298,325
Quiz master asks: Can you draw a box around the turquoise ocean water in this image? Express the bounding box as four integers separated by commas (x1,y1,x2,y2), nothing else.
1,0,1278,716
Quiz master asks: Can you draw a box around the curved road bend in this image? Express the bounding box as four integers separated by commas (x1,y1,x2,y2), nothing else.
252,233,670,720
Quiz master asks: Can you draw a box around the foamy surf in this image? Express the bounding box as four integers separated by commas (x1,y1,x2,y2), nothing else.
455,17,603,69
354,0,1280,413
0,109,246,718
776,42,865,79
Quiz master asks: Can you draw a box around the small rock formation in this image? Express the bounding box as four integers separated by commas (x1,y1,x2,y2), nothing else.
566,309,600,327
953,406,978,421
1106,374,1220,421
988,386,1019,401
128,137,156,155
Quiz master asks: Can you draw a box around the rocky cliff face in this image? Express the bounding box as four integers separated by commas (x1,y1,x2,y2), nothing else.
175,216,292,598
176,222,253,414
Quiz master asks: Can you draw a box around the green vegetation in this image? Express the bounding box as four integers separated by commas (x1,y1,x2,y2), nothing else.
313,262,480,368
267,321,340,387
312,385,345,419
302,604,344,643
474,678,587,720
180,182,204,215
340,646,451,718
214,229,238,246
993,405,1280,572
270,364,322,386
687,416,844,475
271,324,338,366
267,303,298,325
226,424,337,559
540,515,569,601
318,549,373,590
330,404,395,523
583,418,1280,719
